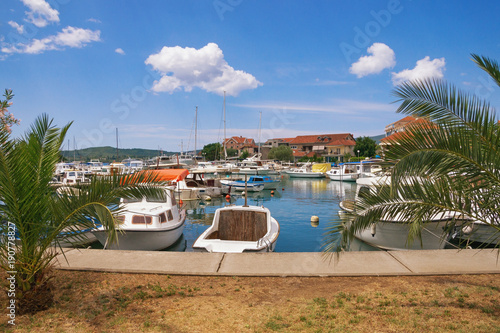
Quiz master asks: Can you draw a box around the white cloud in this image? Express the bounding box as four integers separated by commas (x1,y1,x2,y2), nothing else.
391,56,446,86
115,48,125,55
8,21,24,34
349,43,396,78
145,43,262,96
87,18,102,24
233,99,394,115
21,0,60,28
1,26,100,54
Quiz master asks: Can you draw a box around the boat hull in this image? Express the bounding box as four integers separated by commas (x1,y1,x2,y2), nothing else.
457,222,499,246
220,181,264,193
93,219,185,251
327,174,357,182
352,219,452,251
287,172,325,178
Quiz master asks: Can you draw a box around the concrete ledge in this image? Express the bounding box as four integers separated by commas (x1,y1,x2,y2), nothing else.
218,252,411,276
54,248,500,277
388,249,500,275
55,249,224,275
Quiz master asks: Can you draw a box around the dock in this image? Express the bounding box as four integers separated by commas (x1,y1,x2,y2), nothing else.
55,248,500,277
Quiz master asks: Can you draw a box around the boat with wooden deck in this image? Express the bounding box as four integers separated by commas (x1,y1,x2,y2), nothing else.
192,205,280,252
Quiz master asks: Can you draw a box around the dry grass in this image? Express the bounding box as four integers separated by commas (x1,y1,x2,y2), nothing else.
1,271,499,332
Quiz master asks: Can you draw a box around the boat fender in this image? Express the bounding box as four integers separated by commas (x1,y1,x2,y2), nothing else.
370,223,376,237
462,225,474,235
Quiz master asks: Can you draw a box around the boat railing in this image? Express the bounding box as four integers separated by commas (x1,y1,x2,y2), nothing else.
257,236,272,252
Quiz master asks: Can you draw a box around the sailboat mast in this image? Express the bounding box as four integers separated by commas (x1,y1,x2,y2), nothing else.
258,111,262,157
223,91,227,161
195,106,198,162
116,128,119,160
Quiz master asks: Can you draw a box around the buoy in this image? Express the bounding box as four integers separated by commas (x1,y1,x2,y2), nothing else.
370,223,376,237
271,190,274,195
205,196,212,201
179,199,183,205
311,215,319,227
282,188,285,191
242,191,246,196
225,194,231,200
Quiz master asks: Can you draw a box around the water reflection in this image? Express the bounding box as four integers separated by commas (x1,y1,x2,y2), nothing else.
175,177,360,253
90,178,367,252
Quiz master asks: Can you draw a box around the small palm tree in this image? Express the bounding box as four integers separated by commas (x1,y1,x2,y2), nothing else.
324,54,499,252
0,114,165,314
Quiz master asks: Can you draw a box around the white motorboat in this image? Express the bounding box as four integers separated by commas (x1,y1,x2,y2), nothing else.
220,179,265,193
326,166,357,182
61,170,89,184
339,176,471,250
327,160,383,182
192,205,280,252
176,172,223,200
285,165,325,178
92,187,186,251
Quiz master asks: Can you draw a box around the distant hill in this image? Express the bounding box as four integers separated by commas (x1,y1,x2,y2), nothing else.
369,134,386,144
61,146,175,162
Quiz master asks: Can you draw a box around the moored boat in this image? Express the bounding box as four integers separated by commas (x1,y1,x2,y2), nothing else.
92,187,186,251
246,175,280,190
220,179,265,193
192,205,280,252
339,176,471,250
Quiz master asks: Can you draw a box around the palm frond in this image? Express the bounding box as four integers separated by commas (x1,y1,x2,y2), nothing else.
471,54,500,88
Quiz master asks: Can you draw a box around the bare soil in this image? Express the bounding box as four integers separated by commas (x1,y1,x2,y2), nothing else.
1,271,499,332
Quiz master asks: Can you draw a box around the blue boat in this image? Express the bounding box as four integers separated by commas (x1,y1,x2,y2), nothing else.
247,176,280,190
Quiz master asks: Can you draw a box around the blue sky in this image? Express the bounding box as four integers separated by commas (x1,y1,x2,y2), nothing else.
1,0,499,152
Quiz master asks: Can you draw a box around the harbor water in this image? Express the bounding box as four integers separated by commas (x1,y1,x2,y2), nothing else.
171,176,371,252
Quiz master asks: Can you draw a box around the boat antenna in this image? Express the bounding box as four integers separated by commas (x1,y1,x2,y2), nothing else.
116,128,119,160
258,111,262,158
223,90,227,161
243,174,248,207
195,106,198,164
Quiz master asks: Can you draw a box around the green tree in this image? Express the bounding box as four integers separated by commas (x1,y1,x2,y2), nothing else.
201,142,222,161
268,145,293,162
240,150,249,159
298,154,323,163
226,148,238,157
0,113,165,314
353,136,377,158
325,54,500,252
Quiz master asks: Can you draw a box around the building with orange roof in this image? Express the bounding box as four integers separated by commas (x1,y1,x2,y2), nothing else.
384,116,416,137
223,136,258,155
380,116,436,156
262,133,356,162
